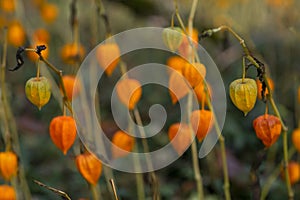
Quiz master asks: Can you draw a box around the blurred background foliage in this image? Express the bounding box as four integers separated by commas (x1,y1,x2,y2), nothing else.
0,0,300,199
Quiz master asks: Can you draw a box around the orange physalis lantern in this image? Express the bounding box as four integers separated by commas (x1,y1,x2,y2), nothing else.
256,78,274,100
253,114,282,147
287,162,300,185
49,116,77,155
61,75,79,101
182,62,206,88
166,56,187,74
40,3,58,23
76,152,102,185
111,130,135,158
190,109,214,141
7,21,26,47
292,128,300,152
116,79,142,110
0,152,18,181
96,42,121,76
168,123,193,155
0,185,16,200
27,29,50,61
194,82,212,105
60,43,85,65
0,0,15,12
169,71,190,104
25,77,51,110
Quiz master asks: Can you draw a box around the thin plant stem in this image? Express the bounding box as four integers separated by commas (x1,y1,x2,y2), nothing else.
202,25,292,199
1,27,31,200
34,180,71,200
133,108,160,200
187,91,205,199
109,179,120,200
260,147,296,200
91,184,101,200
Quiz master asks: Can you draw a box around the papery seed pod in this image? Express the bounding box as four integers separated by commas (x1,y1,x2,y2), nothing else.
256,78,274,100
168,123,193,155
40,3,58,24
76,152,102,185
61,43,85,65
194,82,212,104
0,185,16,200
111,131,135,158
229,78,257,116
116,79,142,110
166,56,187,74
169,71,190,104
253,114,282,147
61,75,79,101
178,28,198,58
0,152,18,181
292,128,300,152
7,21,26,47
287,162,300,185
25,76,51,110
0,0,15,12
190,109,213,141
96,42,120,76
49,116,77,155
162,27,183,52
182,62,206,88
27,29,50,61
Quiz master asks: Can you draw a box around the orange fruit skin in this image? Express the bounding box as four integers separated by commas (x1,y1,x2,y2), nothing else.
253,114,282,147
7,21,26,47
168,123,193,155
76,152,102,185
190,109,213,141
49,116,77,155
111,131,135,158
0,151,18,181
0,185,16,200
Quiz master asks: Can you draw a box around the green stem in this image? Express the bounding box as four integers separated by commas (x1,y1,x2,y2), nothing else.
202,25,292,200
187,92,205,199
91,184,101,200
133,108,160,200
1,27,32,200
260,147,296,200
205,86,231,200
